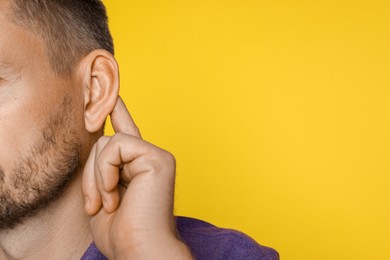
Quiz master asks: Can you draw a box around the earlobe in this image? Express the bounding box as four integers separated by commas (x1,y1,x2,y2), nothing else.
80,49,120,133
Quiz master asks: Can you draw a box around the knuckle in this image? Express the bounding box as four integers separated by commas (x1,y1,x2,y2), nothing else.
108,133,128,149
112,132,125,141
96,136,109,149
162,150,176,165
140,148,176,175
153,149,176,172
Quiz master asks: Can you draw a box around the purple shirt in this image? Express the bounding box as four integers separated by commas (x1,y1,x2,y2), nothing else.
81,216,279,260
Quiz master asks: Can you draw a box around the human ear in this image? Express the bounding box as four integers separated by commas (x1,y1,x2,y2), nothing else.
78,49,120,133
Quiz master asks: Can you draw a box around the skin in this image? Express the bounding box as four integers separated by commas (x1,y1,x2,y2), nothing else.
83,99,192,259
0,0,192,259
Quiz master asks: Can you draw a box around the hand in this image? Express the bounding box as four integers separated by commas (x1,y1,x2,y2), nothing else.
82,97,192,259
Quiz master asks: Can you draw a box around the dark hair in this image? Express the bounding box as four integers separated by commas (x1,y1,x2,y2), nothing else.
10,0,114,77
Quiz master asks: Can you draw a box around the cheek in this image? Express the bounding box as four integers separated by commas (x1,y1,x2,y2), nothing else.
0,84,68,172
0,97,44,173
0,70,86,172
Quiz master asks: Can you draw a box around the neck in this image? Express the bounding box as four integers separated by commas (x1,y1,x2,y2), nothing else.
0,172,93,260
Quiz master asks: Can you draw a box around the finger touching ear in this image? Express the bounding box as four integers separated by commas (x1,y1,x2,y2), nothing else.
111,97,142,138
80,49,120,133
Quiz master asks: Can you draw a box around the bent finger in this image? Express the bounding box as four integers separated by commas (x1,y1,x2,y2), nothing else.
82,144,102,215
94,137,121,213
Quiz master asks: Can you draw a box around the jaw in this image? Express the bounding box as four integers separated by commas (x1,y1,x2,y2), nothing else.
0,169,93,260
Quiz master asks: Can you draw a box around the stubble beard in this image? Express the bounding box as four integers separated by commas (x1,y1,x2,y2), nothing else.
0,96,83,230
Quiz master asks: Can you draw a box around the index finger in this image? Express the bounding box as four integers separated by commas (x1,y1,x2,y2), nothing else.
110,96,142,138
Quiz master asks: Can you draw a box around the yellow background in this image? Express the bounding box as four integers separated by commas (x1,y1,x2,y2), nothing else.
103,1,390,259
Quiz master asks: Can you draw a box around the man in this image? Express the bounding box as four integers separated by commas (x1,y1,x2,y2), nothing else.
0,0,278,259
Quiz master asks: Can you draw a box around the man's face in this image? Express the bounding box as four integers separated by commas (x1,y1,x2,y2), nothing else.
0,0,87,229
